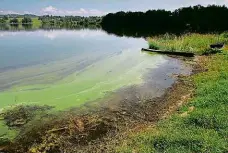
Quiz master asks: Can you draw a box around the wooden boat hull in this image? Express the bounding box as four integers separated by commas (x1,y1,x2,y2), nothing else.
141,48,195,57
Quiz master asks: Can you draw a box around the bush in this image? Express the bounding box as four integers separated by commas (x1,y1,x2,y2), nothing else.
22,17,32,25
9,18,19,25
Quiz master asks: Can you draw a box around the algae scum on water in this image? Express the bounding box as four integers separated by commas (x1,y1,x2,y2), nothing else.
0,29,171,110
0,29,193,152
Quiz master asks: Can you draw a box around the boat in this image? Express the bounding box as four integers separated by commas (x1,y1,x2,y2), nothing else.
210,43,225,49
141,48,195,57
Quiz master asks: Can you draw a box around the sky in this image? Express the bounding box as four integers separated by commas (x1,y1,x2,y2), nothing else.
0,0,228,16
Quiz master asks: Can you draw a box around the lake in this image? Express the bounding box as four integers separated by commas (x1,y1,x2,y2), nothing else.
0,29,190,111
0,29,192,139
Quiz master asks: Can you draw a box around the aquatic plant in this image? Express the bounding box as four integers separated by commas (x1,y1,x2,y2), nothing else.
0,105,54,128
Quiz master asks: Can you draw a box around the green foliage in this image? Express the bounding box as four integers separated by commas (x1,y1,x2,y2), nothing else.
102,5,228,37
0,16,8,24
3,16,8,20
148,33,228,55
1,15,101,29
39,16,102,28
9,18,19,25
149,42,160,50
22,17,32,24
0,18,6,24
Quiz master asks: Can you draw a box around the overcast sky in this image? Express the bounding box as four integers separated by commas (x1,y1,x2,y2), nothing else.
0,0,228,16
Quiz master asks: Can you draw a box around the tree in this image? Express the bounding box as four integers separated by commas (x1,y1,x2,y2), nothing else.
0,16,8,24
22,17,32,25
39,15,101,28
9,18,19,25
101,5,228,37
3,16,8,20
0,18,6,24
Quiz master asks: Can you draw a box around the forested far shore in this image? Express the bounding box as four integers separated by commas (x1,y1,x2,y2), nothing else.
101,5,228,37
0,15,102,29
38,16,102,27
1,5,228,36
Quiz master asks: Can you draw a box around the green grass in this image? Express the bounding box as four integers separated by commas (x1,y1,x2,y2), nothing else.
148,33,228,54
30,18,42,28
117,36,228,153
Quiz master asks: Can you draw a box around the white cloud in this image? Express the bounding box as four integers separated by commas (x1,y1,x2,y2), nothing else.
0,10,20,15
23,11,34,14
0,6,106,16
41,6,58,14
40,6,106,16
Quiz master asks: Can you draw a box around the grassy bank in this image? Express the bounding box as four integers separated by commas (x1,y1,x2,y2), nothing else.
148,33,228,54
117,34,228,152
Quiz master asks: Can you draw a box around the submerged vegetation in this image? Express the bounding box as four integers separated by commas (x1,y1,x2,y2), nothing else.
0,94,175,153
0,105,53,128
5,108,117,153
0,105,54,152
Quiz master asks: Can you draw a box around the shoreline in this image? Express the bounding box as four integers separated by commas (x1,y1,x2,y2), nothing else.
117,51,228,152
2,32,227,153
0,55,195,153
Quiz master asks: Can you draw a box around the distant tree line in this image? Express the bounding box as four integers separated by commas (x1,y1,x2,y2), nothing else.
7,17,32,25
0,15,101,29
0,14,35,25
101,5,228,37
38,16,102,28
2,5,228,34
0,14,37,18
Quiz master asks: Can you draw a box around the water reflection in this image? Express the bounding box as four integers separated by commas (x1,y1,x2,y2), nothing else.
0,23,160,38
0,24,100,31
